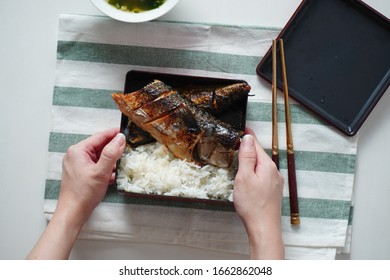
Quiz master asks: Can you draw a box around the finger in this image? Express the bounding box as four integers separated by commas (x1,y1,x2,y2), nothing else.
109,172,116,185
245,127,270,161
245,127,256,137
95,133,126,176
237,134,258,175
81,127,120,153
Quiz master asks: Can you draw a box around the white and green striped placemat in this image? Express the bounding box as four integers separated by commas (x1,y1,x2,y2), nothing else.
44,14,357,259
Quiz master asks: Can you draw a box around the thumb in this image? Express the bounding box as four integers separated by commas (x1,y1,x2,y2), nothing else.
96,133,126,175
237,134,257,174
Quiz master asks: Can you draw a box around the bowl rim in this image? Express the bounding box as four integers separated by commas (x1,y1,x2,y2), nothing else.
90,0,180,23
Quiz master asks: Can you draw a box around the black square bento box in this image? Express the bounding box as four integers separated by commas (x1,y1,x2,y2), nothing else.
114,70,249,211
257,0,390,136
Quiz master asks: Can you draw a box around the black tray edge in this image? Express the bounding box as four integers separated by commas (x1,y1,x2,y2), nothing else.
256,0,390,137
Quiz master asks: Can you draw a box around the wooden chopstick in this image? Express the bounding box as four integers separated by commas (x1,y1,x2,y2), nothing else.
271,39,279,170
279,39,300,225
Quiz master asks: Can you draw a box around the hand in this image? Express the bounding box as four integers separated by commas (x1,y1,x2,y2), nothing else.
27,128,126,259
234,128,284,259
58,127,126,226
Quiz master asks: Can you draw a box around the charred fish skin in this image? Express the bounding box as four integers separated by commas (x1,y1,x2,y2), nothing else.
122,81,250,148
122,90,180,148
124,121,155,147
112,80,171,147
142,103,203,164
213,82,251,114
112,80,172,114
112,81,244,167
182,97,243,150
113,90,204,164
168,92,242,167
179,82,251,115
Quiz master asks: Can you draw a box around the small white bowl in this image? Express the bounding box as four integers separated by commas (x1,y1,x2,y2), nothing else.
90,0,179,23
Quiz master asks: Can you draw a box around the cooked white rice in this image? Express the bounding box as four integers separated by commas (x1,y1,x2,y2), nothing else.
116,142,238,201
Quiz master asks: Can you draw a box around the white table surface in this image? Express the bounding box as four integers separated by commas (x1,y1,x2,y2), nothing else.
0,0,389,260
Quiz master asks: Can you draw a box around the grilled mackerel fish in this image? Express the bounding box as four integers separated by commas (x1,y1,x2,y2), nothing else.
178,82,251,115
112,80,247,167
125,81,251,147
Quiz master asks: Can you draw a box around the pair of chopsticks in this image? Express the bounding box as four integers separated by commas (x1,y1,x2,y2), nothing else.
271,39,300,225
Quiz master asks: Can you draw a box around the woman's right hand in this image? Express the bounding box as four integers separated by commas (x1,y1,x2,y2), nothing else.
233,128,285,259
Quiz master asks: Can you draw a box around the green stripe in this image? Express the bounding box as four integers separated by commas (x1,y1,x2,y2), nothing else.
48,133,89,153
282,197,351,220
57,41,260,75
264,149,356,174
53,86,118,109
48,132,355,174
155,19,282,32
45,179,350,219
45,180,62,200
246,102,325,125
44,179,234,211
53,86,324,125
348,206,354,225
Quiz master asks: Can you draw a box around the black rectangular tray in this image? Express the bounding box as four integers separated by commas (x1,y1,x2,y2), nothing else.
115,70,249,211
257,0,390,136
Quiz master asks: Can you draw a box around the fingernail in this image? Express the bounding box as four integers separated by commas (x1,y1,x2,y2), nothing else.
241,134,254,147
113,133,126,146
